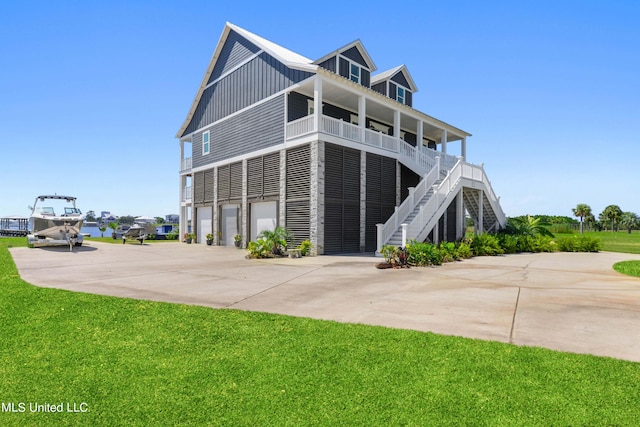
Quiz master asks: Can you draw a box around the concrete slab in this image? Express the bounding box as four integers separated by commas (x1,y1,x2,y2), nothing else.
9,242,640,362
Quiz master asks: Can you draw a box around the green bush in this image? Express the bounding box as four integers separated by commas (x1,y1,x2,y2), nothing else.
246,239,271,258
406,241,442,266
438,242,459,263
470,233,504,256
299,239,313,256
530,236,556,253
555,235,601,252
455,242,473,259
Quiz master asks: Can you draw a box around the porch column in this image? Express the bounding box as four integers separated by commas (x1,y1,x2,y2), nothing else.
213,167,219,245
441,129,448,155
358,95,366,143
393,110,401,138
313,77,323,132
461,136,467,161
477,189,484,234
416,120,423,152
456,190,464,240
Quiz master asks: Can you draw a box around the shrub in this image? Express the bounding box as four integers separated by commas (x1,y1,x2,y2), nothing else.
497,234,519,254
246,239,271,258
455,242,473,259
298,239,313,256
556,235,601,252
438,242,459,263
529,236,556,253
470,233,504,256
406,241,442,266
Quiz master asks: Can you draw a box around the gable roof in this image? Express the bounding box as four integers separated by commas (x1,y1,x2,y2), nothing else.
313,40,377,72
176,22,316,138
371,65,418,92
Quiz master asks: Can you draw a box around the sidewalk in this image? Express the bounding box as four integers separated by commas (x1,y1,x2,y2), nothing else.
9,242,640,362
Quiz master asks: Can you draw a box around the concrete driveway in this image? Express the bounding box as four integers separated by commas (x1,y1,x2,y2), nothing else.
9,241,640,362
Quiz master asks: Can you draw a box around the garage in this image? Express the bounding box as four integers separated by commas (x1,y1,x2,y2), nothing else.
196,206,212,244
220,204,239,246
250,201,277,241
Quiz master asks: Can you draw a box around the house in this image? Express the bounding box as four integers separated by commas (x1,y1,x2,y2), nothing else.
176,22,506,254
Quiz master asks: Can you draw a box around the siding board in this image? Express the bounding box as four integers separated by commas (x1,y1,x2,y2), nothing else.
184,52,313,137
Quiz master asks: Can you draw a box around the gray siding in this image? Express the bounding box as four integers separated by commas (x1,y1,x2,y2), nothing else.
192,95,285,168
342,46,368,68
318,56,337,73
371,81,386,96
208,30,260,84
183,51,313,136
391,72,411,89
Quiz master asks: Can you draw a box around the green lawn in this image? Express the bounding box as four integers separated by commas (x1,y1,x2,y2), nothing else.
2,237,640,425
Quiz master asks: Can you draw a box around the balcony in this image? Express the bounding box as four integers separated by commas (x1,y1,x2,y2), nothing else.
180,157,192,173
182,186,192,203
286,113,457,176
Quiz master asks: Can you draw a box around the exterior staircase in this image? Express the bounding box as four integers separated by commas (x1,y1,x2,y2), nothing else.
377,153,506,253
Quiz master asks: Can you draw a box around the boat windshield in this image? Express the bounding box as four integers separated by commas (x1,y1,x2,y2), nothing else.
40,207,55,215
64,207,82,215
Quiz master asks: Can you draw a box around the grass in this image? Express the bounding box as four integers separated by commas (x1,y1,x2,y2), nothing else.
613,260,640,278
555,230,640,254
2,237,640,425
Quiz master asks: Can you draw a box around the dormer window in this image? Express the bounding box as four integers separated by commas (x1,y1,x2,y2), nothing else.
397,86,406,104
350,63,361,84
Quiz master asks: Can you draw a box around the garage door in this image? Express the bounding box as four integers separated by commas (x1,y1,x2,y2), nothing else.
220,204,239,246
250,201,277,241
196,206,212,244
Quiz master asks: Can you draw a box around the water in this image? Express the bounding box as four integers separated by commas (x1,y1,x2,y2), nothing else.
80,224,109,238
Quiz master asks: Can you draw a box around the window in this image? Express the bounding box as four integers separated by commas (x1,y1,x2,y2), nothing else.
350,63,360,84
397,86,405,105
307,99,314,115
202,131,210,155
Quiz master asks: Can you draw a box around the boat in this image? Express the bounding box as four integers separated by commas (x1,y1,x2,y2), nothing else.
121,222,156,244
27,195,85,251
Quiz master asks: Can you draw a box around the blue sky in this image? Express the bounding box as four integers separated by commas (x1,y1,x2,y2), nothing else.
1,1,638,220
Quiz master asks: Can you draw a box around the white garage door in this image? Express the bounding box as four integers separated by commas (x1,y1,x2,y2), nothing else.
221,204,239,246
196,206,212,244
251,201,277,241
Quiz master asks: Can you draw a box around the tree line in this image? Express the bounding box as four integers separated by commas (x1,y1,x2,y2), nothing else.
571,204,638,233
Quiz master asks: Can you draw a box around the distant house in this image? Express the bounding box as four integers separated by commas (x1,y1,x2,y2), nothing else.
176,22,506,254
165,214,179,224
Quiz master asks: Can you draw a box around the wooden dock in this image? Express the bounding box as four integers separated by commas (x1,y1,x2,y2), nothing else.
0,216,29,237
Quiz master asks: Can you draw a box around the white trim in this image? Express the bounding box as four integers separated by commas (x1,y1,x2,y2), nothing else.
204,50,264,90
338,54,370,85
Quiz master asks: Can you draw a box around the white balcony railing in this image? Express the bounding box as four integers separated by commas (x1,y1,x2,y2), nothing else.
181,157,192,172
183,186,192,202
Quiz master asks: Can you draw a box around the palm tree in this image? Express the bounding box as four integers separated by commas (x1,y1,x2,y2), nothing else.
601,205,623,232
107,221,119,239
508,215,554,238
258,226,293,255
98,225,107,238
620,212,638,234
572,204,591,234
